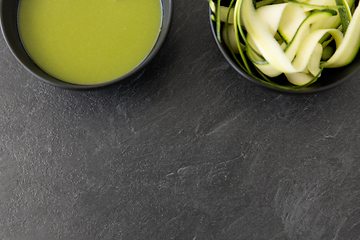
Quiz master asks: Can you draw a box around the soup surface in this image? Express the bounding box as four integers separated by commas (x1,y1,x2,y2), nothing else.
18,0,162,85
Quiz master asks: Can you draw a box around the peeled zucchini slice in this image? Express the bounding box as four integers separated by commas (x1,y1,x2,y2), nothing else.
278,3,307,44
323,2,360,67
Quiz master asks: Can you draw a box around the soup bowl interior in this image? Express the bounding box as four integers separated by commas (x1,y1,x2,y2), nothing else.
0,0,172,89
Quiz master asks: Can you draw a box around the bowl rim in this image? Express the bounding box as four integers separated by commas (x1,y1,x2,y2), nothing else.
208,7,358,94
0,0,173,90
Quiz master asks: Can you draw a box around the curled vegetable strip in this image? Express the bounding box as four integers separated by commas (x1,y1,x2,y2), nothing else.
240,0,300,73
278,3,307,44
256,3,289,36
323,1,360,67
308,43,324,76
283,10,337,63
292,29,343,71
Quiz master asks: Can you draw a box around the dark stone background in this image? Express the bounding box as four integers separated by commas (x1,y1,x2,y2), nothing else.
1,1,360,240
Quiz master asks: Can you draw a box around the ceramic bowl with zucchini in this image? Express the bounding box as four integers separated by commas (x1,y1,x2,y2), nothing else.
209,0,360,93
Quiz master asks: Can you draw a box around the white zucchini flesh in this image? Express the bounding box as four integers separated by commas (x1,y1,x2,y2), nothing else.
278,3,307,44
285,72,315,85
282,29,343,85
240,0,339,73
246,34,283,77
292,28,343,72
240,0,300,73
284,10,337,62
310,15,340,31
323,2,360,67
256,3,289,36
308,43,323,76
219,6,235,24
222,24,241,54
255,64,283,77
246,35,266,63
254,28,343,84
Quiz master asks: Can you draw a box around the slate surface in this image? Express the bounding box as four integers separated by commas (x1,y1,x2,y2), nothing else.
1,1,360,240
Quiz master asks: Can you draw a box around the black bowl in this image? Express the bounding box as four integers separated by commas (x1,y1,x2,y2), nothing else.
0,0,172,90
209,8,360,94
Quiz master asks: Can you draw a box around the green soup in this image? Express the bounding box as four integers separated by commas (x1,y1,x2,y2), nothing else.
18,0,162,85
